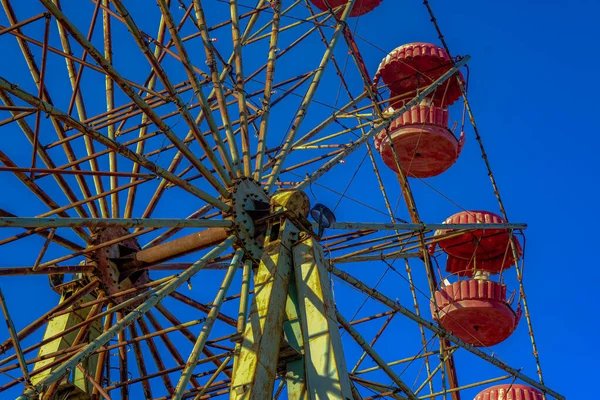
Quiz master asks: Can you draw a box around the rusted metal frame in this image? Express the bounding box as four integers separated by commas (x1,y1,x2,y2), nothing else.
80,80,193,133
126,227,229,270
0,344,85,375
265,0,356,192
101,0,119,219
110,0,232,190
156,381,231,400
36,178,151,218
332,252,419,264
192,0,242,178
155,0,236,183
0,12,46,35
328,264,566,400
142,203,214,249
105,366,201,393
0,99,92,214
169,291,237,328
93,307,113,400
0,218,232,230
0,77,232,212
291,93,368,149
50,276,178,319
0,105,36,111
31,228,55,272
30,228,155,271
298,121,372,148
176,140,277,186
337,311,417,399
0,289,33,391
244,4,334,45
229,0,252,176
331,230,494,263
29,12,50,177
325,229,414,253
326,232,416,256
0,209,83,251
243,0,298,43
354,347,458,375
329,234,419,259
0,150,90,242
174,249,243,398
37,124,165,180
6,295,130,369
65,0,101,117
53,1,228,200
0,352,73,392
351,377,404,400
0,316,206,374
165,2,268,46
322,228,376,244
0,265,94,277
0,4,133,218
114,311,129,400
0,166,152,179
350,312,395,374
129,47,260,221
52,0,111,219
243,17,329,85
51,78,189,147
417,376,512,400
142,104,259,160
76,364,112,400
332,5,385,120
0,110,36,126
403,254,435,395
232,259,251,374
261,148,344,181
17,236,237,399
0,22,165,99
253,0,282,183
415,347,458,395
145,311,202,389
154,304,233,380
136,318,175,395
0,279,99,357
76,1,188,138
192,355,232,400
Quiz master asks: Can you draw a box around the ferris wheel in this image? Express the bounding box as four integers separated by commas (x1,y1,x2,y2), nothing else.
0,1,564,399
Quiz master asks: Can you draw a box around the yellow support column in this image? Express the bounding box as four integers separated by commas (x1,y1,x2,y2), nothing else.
293,236,353,400
230,218,300,399
32,280,101,399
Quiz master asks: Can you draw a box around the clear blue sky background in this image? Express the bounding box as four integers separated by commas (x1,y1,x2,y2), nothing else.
0,0,594,398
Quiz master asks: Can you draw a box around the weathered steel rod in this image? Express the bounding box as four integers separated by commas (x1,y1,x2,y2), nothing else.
0,218,231,229
337,311,417,400
265,0,357,192
174,249,243,398
0,289,31,390
328,222,526,231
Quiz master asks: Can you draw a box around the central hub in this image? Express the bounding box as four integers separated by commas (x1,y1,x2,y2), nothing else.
225,177,312,261
87,227,149,306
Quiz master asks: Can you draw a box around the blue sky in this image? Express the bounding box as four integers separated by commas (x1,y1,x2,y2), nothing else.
0,0,594,398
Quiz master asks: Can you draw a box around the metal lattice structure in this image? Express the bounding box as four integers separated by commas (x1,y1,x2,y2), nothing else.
0,1,563,399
